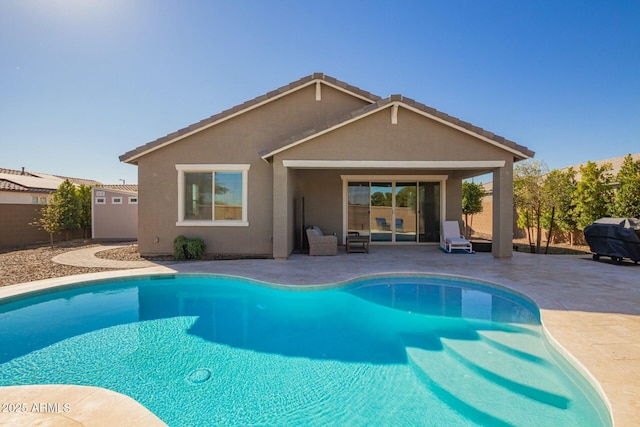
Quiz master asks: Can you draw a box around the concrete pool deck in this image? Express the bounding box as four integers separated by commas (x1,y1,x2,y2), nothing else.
1,245,638,426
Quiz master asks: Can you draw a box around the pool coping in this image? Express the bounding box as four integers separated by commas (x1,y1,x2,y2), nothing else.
1,247,638,426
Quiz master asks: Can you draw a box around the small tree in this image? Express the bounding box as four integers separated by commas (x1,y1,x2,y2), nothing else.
573,161,614,230
541,168,577,250
77,184,92,238
462,181,486,238
514,160,548,252
53,179,81,240
614,154,640,218
31,202,62,249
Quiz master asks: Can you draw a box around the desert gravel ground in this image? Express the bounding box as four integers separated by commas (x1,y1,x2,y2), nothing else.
0,240,142,287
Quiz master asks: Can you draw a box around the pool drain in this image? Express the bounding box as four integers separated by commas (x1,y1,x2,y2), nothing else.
186,368,212,385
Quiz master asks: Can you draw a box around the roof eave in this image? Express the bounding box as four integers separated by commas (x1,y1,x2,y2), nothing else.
120,74,380,164
262,99,534,161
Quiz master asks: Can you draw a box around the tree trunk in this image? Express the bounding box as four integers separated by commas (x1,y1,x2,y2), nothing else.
49,232,54,249
545,206,555,254
526,210,533,247
463,213,470,238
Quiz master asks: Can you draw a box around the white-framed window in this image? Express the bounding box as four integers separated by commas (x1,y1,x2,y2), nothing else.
95,197,106,205
176,164,250,226
128,196,138,204
31,196,39,204
40,197,47,204
112,197,123,205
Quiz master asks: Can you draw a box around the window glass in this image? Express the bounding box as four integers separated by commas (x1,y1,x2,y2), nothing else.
32,196,38,204
185,173,212,220
214,172,242,220
178,165,248,225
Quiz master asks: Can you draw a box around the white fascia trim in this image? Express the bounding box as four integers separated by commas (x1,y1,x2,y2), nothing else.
341,174,448,181
319,80,377,103
400,103,531,159
176,220,249,227
284,160,505,169
124,80,376,164
176,164,251,172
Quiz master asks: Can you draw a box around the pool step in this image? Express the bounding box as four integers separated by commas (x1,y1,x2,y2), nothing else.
477,329,551,362
441,337,571,408
405,340,573,427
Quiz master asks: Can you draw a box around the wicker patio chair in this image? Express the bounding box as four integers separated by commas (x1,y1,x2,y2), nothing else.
306,226,338,256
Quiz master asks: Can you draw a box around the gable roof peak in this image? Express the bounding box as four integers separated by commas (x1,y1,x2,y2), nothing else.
120,73,381,164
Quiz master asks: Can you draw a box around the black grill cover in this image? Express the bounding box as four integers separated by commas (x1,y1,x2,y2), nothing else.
584,218,640,262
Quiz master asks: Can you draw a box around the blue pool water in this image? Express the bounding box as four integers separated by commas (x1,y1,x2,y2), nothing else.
0,275,611,426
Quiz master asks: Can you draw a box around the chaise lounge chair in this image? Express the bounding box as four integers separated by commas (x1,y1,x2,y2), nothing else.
306,226,338,256
440,221,473,253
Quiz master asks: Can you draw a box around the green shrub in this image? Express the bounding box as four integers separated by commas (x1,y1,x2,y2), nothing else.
173,235,207,260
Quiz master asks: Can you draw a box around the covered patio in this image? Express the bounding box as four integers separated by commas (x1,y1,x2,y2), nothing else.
264,94,532,260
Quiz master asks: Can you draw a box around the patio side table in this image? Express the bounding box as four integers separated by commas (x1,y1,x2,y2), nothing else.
346,235,369,253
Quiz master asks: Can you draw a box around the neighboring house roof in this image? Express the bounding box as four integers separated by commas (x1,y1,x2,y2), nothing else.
98,184,139,193
562,153,640,181
120,73,381,164
0,167,102,193
261,94,534,161
481,153,640,194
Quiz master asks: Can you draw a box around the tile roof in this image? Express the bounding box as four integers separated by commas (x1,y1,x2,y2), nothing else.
262,95,534,160
562,153,640,181
98,184,139,193
119,73,382,164
120,73,534,164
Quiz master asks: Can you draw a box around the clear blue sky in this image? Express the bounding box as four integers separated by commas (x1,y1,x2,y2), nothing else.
1,0,638,185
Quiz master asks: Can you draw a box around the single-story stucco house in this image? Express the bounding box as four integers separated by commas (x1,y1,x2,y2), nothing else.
120,73,534,259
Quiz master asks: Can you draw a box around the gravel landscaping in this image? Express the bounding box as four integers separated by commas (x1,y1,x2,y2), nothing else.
0,241,143,287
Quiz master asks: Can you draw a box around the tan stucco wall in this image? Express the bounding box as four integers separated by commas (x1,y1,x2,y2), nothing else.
0,191,49,204
135,84,370,256
276,107,511,163
133,84,518,258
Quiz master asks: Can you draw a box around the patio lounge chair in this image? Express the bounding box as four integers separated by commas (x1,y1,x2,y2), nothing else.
306,226,337,256
375,217,391,230
440,221,473,253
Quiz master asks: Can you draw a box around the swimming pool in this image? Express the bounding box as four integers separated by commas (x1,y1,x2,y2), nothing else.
0,274,611,426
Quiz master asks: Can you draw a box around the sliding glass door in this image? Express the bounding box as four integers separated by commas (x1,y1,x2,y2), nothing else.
347,179,440,243
347,182,370,237
395,183,418,242
370,182,393,242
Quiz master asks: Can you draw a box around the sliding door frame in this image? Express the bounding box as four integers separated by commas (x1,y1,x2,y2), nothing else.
341,174,447,245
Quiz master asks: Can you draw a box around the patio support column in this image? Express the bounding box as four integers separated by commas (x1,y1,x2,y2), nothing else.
445,177,463,221
273,160,292,260
492,159,514,258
